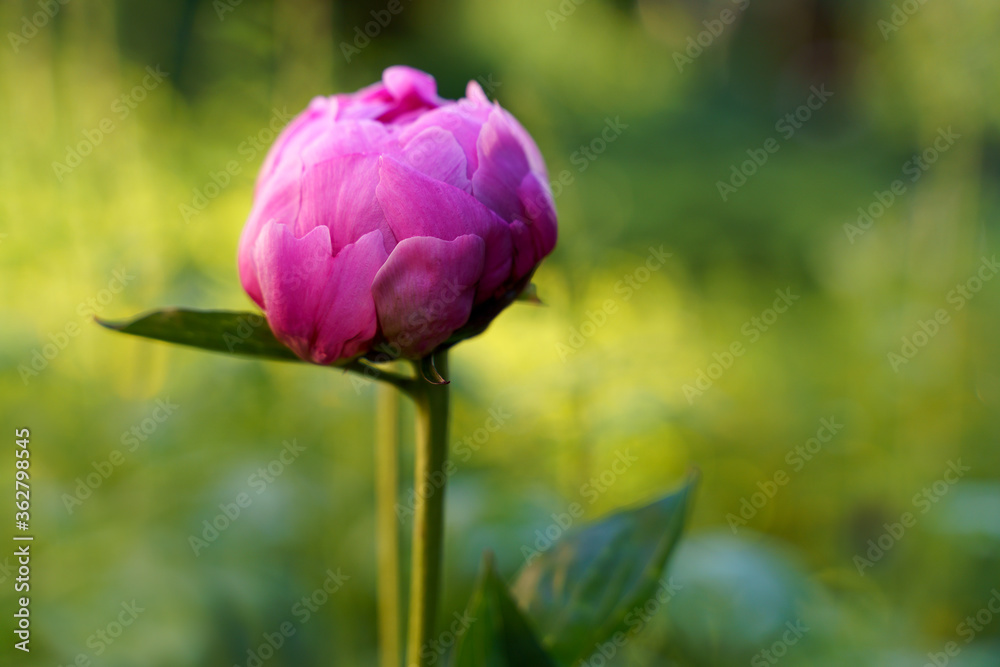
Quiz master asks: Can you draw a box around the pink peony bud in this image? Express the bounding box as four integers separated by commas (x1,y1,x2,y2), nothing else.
238,66,557,364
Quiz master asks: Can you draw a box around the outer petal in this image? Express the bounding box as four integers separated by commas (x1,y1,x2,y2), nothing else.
376,156,511,300
254,223,387,364
471,106,532,222
509,220,538,282
401,126,470,192
297,154,395,254
502,108,549,180
372,235,485,358
300,119,395,163
239,165,303,306
256,96,335,192
517,172,558,260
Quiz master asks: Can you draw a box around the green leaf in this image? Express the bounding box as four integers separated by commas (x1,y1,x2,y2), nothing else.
97,308,304,363
511,474,698,665
452,552,557,667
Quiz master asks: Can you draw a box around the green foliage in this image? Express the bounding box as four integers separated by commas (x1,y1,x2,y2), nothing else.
452,553,556,667
98,309,302,362
512,477,696,665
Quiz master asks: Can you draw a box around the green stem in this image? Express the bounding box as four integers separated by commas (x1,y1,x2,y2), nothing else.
405,350,450,667
375,376,402,667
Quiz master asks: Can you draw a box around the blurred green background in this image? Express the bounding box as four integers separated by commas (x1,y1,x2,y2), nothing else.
2,0,1000,665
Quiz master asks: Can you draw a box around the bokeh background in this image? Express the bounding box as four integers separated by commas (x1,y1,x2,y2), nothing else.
2,0,1000,665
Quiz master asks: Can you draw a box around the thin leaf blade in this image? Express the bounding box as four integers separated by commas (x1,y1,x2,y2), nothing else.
97,308,304,363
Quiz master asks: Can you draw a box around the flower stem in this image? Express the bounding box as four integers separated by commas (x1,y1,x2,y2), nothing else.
375,376,402,667
405,350,450,667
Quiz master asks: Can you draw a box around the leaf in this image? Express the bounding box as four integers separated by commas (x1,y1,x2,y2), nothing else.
97,308,304,363
452,552,557,667
511,474,698,665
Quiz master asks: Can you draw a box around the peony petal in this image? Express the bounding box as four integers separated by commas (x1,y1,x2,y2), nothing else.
401,126,469,192
383,66,442,105
472,106,532,222
397,102,491,178
517,172,558,260
254,223,387,364
376,156,511,300
372,235,485,358
239,165,303,307
297,154,395,254
300,119,395,164
256,96,335,190
377,66,444,123
508,220,538,282
465,79,490,105
502,108,549,179
313,230,389,363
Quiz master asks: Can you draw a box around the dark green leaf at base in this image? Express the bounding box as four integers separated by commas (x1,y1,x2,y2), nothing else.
452,552,557,667
512,474,698,665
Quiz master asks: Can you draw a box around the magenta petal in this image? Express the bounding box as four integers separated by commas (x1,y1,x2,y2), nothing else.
256,96,333,190
254,223,387,364
517,172,558,259
297,154,395,254
465,80,490,105
238,168,303,306
300,119,394,164
503,109,549,179
313,230,389,363
398,103,491,178
376,156,511,299
509,220,537,282
382,66,441,106
472,107,532,222
372,235,485,358
401,126,470,192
